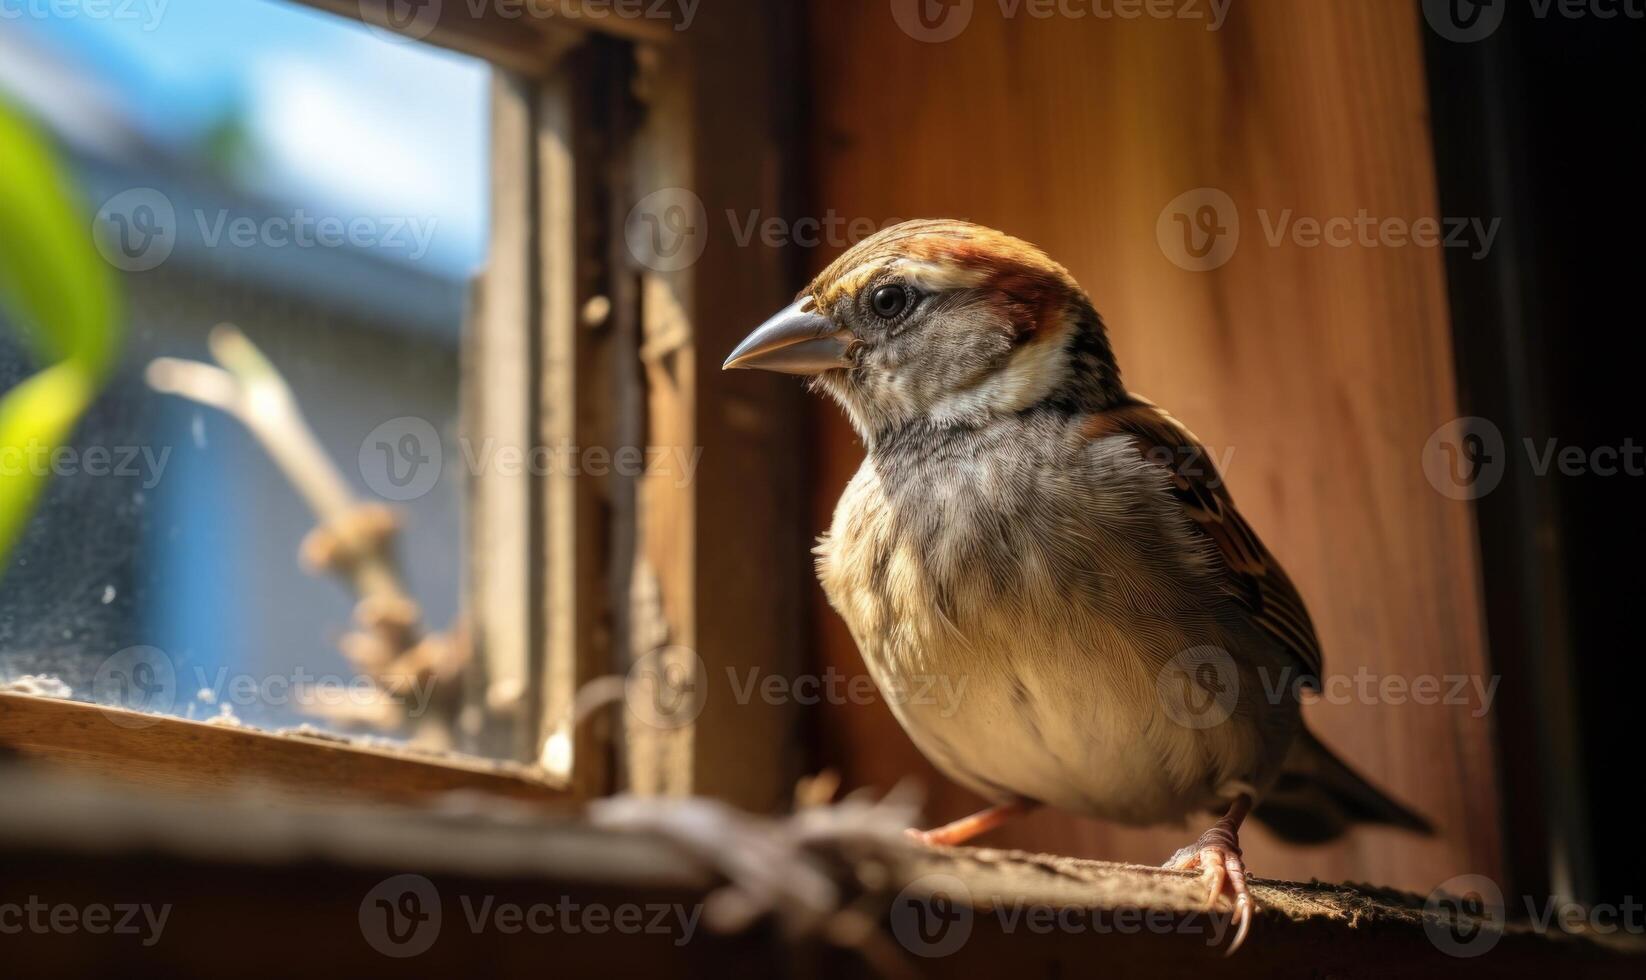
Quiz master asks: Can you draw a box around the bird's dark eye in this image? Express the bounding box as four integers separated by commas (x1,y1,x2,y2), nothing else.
870,284,909,320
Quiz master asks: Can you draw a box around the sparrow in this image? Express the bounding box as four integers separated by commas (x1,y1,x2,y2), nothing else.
723,219,1432,951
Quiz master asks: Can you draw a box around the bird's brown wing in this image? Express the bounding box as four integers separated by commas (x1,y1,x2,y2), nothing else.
1083,395,1324,686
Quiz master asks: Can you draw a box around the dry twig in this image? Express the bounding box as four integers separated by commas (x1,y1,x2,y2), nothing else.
146,324,462,731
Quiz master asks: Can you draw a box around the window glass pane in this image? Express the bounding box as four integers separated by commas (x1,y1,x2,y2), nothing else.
0,0,489,737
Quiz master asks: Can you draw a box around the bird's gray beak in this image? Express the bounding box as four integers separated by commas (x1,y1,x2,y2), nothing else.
722,300,851,375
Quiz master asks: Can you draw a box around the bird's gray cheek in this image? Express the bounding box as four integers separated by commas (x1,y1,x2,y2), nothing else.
865,350,902,387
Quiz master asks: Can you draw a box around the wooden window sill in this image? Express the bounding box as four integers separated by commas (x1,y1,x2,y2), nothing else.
0,691,567,807
1,759,1640,977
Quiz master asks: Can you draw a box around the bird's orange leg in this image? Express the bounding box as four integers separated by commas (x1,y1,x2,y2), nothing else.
1164,794,1256,954
906,800,1037,847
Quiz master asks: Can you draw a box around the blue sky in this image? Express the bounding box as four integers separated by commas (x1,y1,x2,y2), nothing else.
9,0,490,274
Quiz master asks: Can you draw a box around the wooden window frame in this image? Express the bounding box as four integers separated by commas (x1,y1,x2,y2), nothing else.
405,0,810,805
458,1,810,807
2,0,807,811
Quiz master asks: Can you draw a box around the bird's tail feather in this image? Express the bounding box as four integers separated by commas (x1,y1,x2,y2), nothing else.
1253,728,1434,844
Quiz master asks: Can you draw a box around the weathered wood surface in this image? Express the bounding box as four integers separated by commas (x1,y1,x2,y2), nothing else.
0,768,1635,978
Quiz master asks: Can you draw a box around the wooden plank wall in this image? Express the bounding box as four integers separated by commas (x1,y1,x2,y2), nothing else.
678,0,813,810
803,0,1502,893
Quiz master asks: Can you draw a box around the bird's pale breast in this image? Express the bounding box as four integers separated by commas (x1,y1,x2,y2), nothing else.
815,414,1298,824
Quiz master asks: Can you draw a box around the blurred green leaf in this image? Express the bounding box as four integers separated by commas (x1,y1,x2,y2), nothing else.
0,99,123,570
0,361,95,554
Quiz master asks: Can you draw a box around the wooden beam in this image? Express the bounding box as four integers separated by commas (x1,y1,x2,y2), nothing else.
294,0,681,74
678,0,809,811
0,692,567,805
617,1,809,806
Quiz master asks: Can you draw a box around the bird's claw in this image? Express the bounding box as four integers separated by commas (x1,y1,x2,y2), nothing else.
1164,836,1255,955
